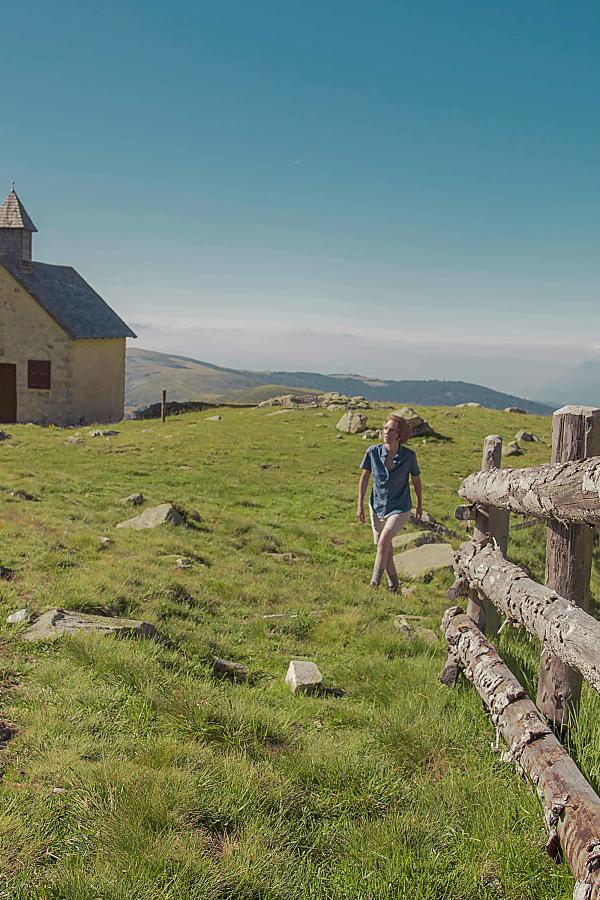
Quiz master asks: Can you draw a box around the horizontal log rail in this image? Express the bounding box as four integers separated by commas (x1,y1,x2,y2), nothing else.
442,607,600,898
459,457,600,525
453,541,600,695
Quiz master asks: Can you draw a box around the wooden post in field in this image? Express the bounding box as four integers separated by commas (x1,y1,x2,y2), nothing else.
161,389,167,423
466,434,509,636
536,406,600,731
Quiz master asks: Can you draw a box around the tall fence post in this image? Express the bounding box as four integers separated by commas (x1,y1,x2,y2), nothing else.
161,389,167,423
536,405,600,731
466,434,509,636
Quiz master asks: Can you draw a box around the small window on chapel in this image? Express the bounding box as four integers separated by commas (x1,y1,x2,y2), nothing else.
28,360,51,390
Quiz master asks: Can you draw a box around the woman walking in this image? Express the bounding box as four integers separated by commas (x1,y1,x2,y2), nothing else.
357,415,422,592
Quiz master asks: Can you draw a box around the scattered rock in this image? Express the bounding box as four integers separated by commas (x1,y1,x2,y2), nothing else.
455,402,481,409
21,608,159,642
285,660,323,694
515,430,538,442
98,536,112,548
205,415,222,421
89,429,119,437
394,615,438,645
393,543,455,579
391,407,434,437
213,657,248,683
64,435,82,445
267,409,294,416
392,530,441,550
336,411,368,434
362,429,381,440
7,490,38,501
6,608,30,625
505,407,526,414
505,441,523,457
116,503,185,530
175,557,193,569
122,493,144,506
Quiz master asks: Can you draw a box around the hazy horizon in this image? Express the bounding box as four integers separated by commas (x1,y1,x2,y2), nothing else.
127,322,595,404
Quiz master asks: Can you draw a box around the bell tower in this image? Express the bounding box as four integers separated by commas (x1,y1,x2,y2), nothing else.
0,185,37,265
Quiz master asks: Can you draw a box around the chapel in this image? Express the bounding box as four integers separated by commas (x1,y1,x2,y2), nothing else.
0,187,135,425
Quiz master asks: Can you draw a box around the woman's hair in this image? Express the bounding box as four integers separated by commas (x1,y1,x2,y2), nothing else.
383,415,411,444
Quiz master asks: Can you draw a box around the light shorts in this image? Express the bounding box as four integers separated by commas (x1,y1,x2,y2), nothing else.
369,508,411,545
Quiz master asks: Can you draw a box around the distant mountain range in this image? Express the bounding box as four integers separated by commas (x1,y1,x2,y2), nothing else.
125,348,554,414
535,358,600,408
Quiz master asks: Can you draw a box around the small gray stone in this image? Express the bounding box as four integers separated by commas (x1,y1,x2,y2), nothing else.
336,411,368,434
21,608,159,642
7,608,31,625
98,536,112,547
505,441,523,457
175,557,193,569
505,407,526,414
515,430,537,442
455,402,481,409
64,435,82,444
393,543,455,579
285,660,323,694
89,429,119,437
391,407,434,437
122,493,144,506
116,503,184,530
362,429,381,440
213,657,248,682
205,415,222,421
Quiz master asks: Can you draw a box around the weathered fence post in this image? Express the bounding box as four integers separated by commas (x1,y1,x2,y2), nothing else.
161,389,167,423
466,434,509,636
536,405,600,731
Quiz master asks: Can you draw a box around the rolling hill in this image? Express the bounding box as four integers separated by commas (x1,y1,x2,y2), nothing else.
125,347,553,414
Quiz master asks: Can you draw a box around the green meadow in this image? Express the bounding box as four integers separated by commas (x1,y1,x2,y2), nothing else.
0,404,597,899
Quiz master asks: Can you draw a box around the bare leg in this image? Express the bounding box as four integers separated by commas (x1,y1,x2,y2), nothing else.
371,525,394,586
384,544,399,589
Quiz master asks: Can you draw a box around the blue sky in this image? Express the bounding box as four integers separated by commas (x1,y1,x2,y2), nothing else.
2,1,599,393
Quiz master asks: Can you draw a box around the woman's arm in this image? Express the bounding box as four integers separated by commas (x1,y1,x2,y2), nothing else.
412,475,423,520
357,469,370,522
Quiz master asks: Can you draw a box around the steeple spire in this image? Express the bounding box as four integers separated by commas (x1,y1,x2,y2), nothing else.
0,187,37,264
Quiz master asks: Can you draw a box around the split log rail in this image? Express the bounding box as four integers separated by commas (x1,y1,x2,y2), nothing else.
443,406,600,900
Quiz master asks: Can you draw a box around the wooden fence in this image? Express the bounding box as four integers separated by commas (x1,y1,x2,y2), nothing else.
442,406,600,900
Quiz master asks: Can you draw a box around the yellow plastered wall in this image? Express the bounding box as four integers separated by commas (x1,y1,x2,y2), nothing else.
0,265,73,424
70,338,126,424
0,265,127,425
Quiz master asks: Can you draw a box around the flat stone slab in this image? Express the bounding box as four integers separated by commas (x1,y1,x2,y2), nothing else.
285,660,322,694
393,543,455,579
116,503,184,530
21,608,159,642
392,530,441,551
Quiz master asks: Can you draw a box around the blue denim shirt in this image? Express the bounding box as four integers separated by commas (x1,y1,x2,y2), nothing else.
360,444,420,517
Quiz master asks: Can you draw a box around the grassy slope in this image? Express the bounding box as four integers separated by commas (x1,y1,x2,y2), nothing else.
0,406,596,898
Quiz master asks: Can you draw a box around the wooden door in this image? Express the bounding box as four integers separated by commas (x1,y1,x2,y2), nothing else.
0,364,17,423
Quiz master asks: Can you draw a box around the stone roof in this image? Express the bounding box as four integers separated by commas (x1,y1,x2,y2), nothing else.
0,190,37,232
1,259,136,340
